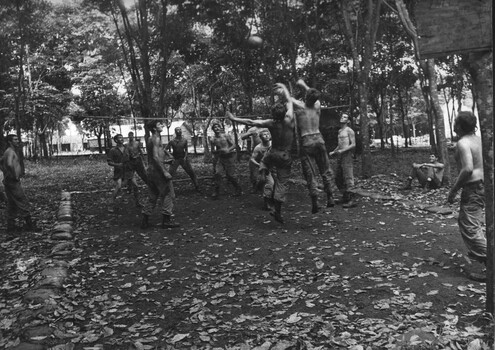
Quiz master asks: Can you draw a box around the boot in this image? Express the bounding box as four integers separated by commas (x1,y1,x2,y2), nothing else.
399,177,413,190
311,195,319,214
193,180,201,193
422,180,432,193
6,219,19,235
342,192,356,208
133,188,142,207
141,214,150,229
262,197,272,211
233,180,243,197
326,193,335,208
211,185,220,199
162,214,180,229
270,200,284,224
24,216,41,232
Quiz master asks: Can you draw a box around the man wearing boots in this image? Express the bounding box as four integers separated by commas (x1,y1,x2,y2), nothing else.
166,127,200,191
329,113,356,208
249,129,274,211
447,111,486,282
107,134,141,212
228,82,294,224
1,134,39,236
210,121,242,199
400,154,444,191
140,120,179,229
291,79,336,213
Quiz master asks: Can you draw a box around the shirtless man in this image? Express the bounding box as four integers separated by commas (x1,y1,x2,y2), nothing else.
228,82,294,223
292,79,336,213
125,131,147,185
107,134,140,212
140,120,179,229
1,134,39,235
210,121,242,198
242,126,269,192
447,111,485,281
250,130,274,210
329,113,356,208
166,127,200,191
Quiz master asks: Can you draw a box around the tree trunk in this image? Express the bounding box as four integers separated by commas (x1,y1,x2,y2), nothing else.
341,0,382,178
426,59,450,185
358,79,372,176
39,132,49,158
468,51,494,315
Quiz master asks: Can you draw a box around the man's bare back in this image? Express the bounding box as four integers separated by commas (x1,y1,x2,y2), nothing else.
293,79,321,137
455,134,484,183
295,106,320,137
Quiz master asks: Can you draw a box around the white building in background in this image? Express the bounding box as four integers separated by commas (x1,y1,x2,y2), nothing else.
51,121,88,154
49,118,204,154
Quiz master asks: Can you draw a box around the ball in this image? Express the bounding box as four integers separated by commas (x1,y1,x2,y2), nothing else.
247,35,263,48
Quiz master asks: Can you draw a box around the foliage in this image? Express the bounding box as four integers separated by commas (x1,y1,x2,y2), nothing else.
0,0,480,161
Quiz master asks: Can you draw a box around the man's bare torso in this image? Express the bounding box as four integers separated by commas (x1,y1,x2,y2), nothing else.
2,147,21,179
149,136,166,166
126,140,141,158
338,126,353,152
212,133,233,154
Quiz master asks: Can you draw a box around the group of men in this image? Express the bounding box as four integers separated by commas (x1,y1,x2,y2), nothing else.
107,124,198,229
0,88,487,282
105,80,357,228
227,80,357,223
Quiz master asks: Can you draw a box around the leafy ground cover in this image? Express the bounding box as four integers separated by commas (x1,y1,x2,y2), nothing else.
0,149,493,350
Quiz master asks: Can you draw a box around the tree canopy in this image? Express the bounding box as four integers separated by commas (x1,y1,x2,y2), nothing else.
0,0,483,166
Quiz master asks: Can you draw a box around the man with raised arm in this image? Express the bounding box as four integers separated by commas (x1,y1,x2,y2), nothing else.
228,83,294,223
140,120,179,229
166,127,200,192
329,113,356,208
447,111,485,282
292,79,336,213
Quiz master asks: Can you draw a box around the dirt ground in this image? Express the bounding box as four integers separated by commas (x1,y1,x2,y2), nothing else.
0,149,492,350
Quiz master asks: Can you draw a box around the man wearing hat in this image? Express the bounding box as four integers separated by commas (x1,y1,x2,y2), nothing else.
329,113,356,208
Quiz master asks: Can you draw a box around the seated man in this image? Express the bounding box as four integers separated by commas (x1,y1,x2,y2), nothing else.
400,154,444,191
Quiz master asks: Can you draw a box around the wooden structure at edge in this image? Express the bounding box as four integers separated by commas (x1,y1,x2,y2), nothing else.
414,0,492,59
